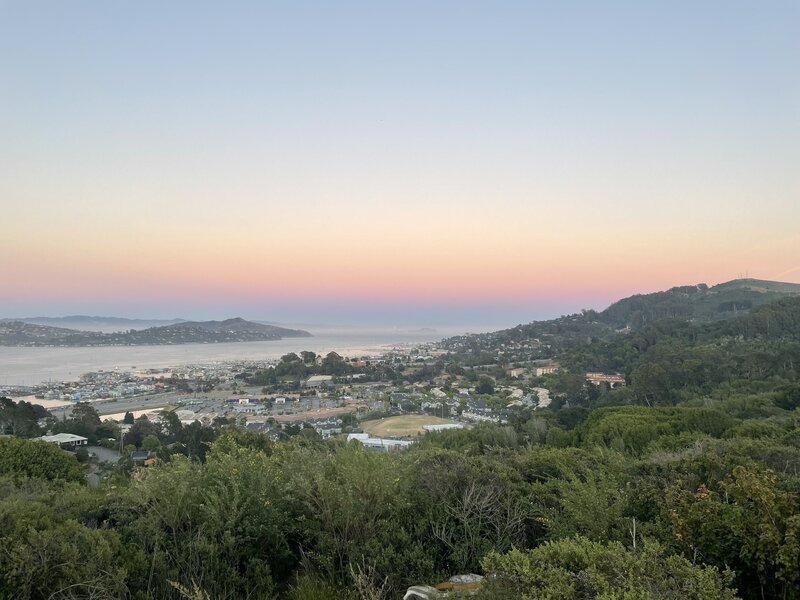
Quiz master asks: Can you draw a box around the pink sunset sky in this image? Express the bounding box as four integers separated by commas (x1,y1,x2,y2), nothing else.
1,2,798,326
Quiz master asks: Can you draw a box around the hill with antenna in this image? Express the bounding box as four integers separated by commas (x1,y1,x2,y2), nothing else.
599,278,800,329
441,278,800,358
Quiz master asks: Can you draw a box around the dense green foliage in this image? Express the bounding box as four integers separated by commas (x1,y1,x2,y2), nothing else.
0,437,84,483
563,296,800,407
4,406,799,598
481,537,737,599
0,396,47,437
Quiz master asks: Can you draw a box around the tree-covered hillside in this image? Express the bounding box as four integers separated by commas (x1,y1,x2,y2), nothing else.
564,296,800,405
442,278,800,366
599,279,800,329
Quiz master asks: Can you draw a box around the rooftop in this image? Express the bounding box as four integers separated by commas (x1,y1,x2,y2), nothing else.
38,433,88,444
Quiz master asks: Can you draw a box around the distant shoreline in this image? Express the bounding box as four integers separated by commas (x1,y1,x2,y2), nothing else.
0,329,458,387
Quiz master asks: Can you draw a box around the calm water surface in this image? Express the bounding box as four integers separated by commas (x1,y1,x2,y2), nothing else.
0,326,489,386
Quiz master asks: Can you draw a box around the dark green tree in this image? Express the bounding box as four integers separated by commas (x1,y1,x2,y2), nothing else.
476,376,495,395
0,437,84,483
0,397,44,437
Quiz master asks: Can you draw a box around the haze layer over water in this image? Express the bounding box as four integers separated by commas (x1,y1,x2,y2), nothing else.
0,326,488,386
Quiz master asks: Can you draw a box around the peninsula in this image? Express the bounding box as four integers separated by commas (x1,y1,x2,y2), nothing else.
0,318,311,347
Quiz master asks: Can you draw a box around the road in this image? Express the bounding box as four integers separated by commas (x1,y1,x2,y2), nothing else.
87,445,122,463
57,392,192,418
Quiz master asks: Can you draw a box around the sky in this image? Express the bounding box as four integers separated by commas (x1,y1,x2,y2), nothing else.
1,1,798,326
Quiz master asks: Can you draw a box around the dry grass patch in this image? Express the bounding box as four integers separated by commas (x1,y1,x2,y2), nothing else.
361,415,455,437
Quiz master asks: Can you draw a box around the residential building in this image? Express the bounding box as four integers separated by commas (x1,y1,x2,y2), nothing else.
38,433,88,448
586,372,626,387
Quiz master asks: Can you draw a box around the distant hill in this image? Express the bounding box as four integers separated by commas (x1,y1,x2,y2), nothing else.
152,318,310,341
598,278,800,329
0,317,310,347
0,321,92,346
14,316,185,332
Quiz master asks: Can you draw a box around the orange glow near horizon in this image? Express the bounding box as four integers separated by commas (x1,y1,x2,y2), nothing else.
3,215,798,313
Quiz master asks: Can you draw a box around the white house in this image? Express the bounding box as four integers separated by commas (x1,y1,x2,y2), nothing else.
347,433,414,452
38,433,88,448
423,423,464,432
306,375,334,388
535,366,559,376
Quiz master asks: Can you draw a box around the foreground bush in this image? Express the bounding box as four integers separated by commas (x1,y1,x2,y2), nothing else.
481,536,739,599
